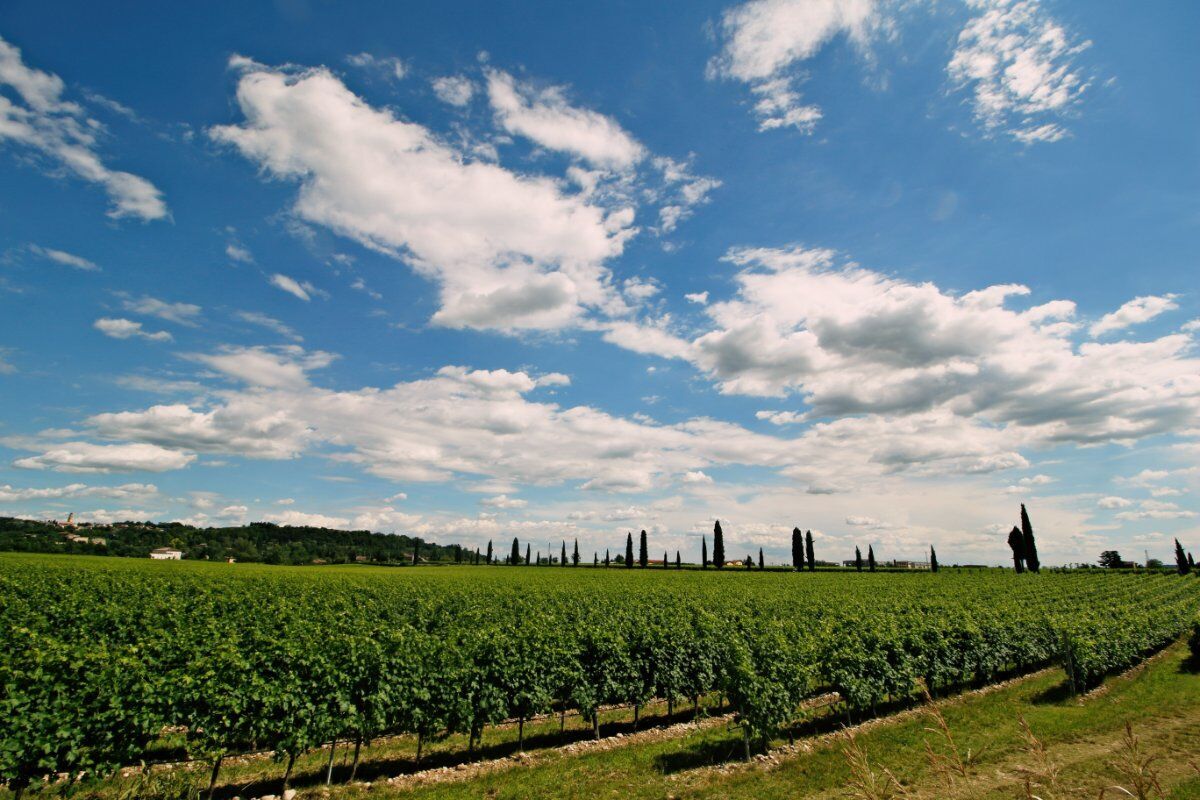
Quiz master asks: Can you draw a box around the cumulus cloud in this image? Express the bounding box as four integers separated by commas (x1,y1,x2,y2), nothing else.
264,509,351,528
13,442,194,473
1114,499,1196,521
0,35,168,220
1089,294,1179,337
1097,496,1132,509
187,344,335,389
346,52,407,80
631,245,1200,453
225,243,254,264
269,273,314,301
211,59,635,331
65,353,1053,500
948,0,1091,143
121,295,202,326
431,74,474,106
94,317,172,342
708,0,881,132
0,482,158,503
480,494,528,509
28,244,98,271
485,69,645,170
234,310,302,342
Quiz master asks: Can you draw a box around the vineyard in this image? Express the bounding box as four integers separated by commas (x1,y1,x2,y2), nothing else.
1,554,1197,798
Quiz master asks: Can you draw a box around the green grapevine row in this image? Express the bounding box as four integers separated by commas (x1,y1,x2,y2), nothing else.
0,555,1196,795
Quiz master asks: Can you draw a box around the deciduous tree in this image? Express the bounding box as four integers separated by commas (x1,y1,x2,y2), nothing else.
1007,526,1025,573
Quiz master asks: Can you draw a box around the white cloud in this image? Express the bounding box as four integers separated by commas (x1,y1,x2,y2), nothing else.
485,69,645,170
1089,294,1179,337
264,509,351,528
211,59,634,331
948,0,1091,143
634,245,1200,453
708,0,881,132
480,494,528,509
187,344,335,390
122,295,202,326
1115,499,1196,521
0,36,167,220
346,53,407,80
1097,496,1132,509
29,244,98,271
756,410,805,425
653,156,722,232
0,482,157,503
350,505,421,532
225,243,254,264
13,442,194,473
269,273,312,301
234,310,302,342
94,317,172,342
431,74,474,106
74,355,1047,501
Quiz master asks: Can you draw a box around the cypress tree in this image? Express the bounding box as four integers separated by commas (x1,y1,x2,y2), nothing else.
573,538,580,566
594,552,598,566
1176,539,1191,575
713,520,725,569
1020,504,1040,573
561,541,568,567
605,548,610,567
511,537,520,566
758,548,764,570
867,545,876,572
536,550,540,566
412,540,420,565
639,530,648,568
791,527,803,571
805,530,815,571
474,548,480,566
701,536,708,569
930,546,939,573
855,546,863,572
486,540,493,565
676,550,681,569
664,551,669,569
1008,526,1025,573
625,532,634,568
525,544,531,565
454,544,462,564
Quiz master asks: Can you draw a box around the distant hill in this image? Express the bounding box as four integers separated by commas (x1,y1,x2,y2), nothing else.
0,516,466,566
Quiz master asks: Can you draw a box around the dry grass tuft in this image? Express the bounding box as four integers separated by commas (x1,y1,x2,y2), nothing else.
841,730,909,800
1098,723,1164,800
917,679,974,790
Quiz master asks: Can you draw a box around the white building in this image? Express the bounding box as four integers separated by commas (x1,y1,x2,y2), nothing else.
149,547,182,560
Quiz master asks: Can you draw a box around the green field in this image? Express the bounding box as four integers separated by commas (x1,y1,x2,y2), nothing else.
1,554,1198,799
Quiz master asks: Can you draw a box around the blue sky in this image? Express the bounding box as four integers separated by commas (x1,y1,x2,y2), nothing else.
1,0,1197,566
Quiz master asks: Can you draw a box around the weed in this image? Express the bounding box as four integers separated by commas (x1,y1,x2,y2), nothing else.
841,731,908,800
